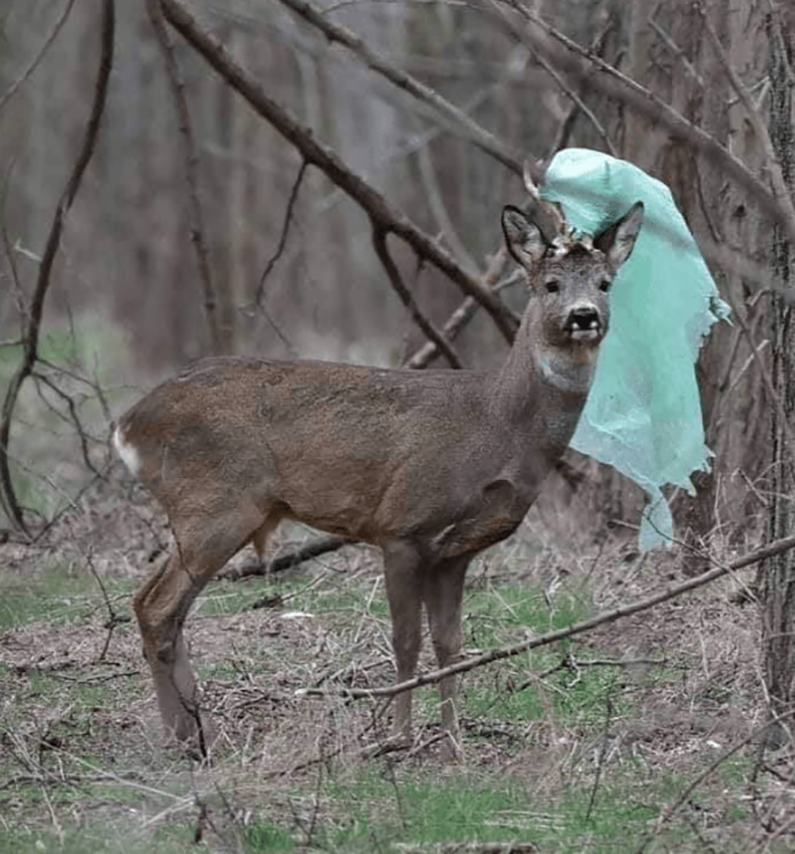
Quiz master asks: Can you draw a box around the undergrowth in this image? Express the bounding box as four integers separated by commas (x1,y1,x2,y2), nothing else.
0,488,785,853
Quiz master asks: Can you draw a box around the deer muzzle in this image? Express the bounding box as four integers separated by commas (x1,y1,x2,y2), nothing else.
565,305,604,343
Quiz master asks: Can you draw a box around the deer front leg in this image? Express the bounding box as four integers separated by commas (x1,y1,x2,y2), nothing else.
423,556,469,757
382,538,423,743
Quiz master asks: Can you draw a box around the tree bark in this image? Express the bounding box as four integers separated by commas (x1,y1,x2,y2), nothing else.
764,17,795,714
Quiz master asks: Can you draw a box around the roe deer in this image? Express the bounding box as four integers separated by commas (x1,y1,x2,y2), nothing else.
114,183,643,756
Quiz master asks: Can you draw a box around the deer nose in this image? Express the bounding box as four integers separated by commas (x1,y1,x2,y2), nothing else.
566,306,601,332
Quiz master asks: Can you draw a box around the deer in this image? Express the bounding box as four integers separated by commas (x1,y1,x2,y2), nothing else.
113,176,643,758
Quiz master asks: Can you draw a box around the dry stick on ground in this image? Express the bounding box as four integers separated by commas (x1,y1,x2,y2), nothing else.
490,0,795,246
635,708,795,854
220,534,354,581
276,0,523,178
159,0,518,343
297,533,795,702
147,0,222,355
85,550,131,661
0,0,114,537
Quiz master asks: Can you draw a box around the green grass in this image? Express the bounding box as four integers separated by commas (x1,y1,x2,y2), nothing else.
0,560,134,631
0,542,766,852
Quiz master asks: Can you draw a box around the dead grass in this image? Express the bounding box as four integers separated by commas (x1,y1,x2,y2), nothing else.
1,470,795,852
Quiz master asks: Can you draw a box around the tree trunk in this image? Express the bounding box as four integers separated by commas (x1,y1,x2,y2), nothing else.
763,19,795,714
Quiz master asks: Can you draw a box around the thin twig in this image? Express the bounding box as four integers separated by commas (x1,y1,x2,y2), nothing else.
277,0,523,176
415,140,480,275
0,0,78,115
525,35,616,156
0,0,114,535
648,17,704,92
372,226,462,369
254,158,309,306
32,372,100,476
85,550,131,661
697,2,795,233
404,246,510,369
146,0,223,354
721,285,795,462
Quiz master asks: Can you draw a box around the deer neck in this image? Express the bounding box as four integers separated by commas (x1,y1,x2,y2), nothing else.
489,312,597,453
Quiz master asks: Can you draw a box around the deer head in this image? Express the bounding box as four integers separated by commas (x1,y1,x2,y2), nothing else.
501,196,644,366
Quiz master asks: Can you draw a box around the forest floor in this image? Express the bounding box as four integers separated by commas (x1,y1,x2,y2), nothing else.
1,469,793,853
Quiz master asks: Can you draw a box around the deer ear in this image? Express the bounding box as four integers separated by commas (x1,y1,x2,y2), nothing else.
502,206,547,267
594,202,644,269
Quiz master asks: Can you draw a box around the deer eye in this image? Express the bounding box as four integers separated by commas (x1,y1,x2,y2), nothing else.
599,278,612,293
544,279,560,294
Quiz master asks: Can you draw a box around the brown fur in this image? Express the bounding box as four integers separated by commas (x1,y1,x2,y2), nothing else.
115,199,643,756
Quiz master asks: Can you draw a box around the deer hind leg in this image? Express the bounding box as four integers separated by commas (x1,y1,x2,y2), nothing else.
423,556,470,752
382,538,423,743
133,504,275,750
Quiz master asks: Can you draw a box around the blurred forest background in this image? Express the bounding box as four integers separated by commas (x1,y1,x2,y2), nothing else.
1,0,794,688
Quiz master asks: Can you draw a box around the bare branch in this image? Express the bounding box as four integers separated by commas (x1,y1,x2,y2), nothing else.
490,0,795,244
32,372,100,477
720,285,795,467
276,0,523,176
146,0,223,354
372,226,463,369
160,0,519,342
415,141,480,275
254,158,308,306
298,533,795,701
648,16,704,92
403,246,510,369
0,0,114,535
522,30,617,157
697,3,795,227
0,0,78,116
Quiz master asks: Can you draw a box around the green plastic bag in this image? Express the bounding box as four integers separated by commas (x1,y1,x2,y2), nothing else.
540,149,729,549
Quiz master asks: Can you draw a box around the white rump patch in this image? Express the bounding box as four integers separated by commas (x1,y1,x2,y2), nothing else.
113,424,141,478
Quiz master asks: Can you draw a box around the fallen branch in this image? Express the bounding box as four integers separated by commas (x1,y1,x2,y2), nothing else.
636,707,795,854
219,534,356,581
297,533,795,701
0,0,114,535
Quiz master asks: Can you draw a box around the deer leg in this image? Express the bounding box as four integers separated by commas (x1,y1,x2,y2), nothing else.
382,538,423,743
423,556,469,751
133,506,272,749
